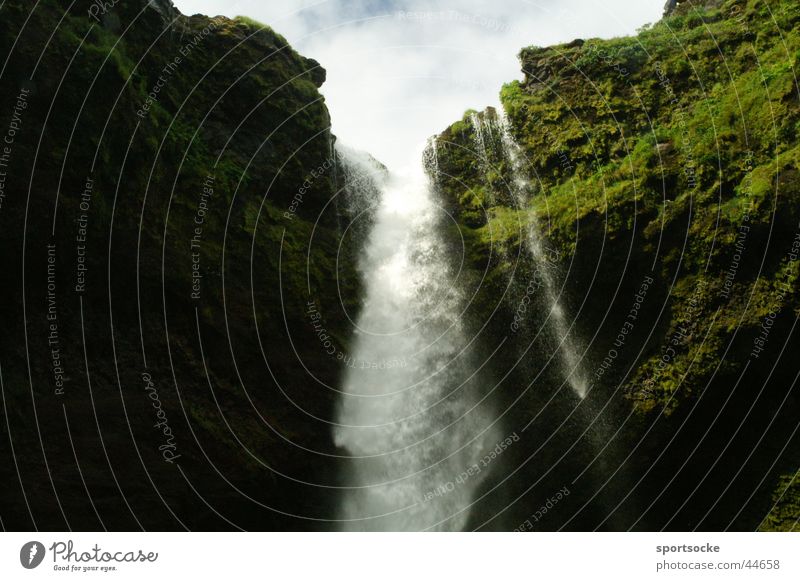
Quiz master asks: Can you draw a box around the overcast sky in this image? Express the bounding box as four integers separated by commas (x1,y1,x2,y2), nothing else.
173,0,664,171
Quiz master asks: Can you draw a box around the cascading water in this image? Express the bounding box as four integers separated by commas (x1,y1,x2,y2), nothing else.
472,111,589,398
469,111,489,165
334,145,499,531
422,136,439,178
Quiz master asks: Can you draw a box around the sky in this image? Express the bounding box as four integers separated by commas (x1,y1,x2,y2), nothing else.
173,0,665,171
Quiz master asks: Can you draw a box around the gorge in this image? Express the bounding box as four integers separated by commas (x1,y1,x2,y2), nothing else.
0,0,797,533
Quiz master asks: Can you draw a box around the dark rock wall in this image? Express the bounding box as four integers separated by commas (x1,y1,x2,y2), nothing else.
0,0,357,530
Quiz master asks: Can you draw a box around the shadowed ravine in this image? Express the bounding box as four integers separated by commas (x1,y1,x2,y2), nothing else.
0,0,797,536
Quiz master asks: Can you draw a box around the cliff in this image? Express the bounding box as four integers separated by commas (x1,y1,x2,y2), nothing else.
434,0,799,530
0,0,357,529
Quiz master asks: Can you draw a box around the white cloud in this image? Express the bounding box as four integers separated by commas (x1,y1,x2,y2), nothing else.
174,0,664,171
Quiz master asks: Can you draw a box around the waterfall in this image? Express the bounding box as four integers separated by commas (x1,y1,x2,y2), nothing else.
333,145,499,531
335,144,385,225
422,136,439,178
472,111,589,398
469,111,488,165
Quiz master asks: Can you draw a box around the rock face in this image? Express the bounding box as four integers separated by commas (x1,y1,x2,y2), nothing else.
0,0,359,529
667,0,728,17
663,0,679,17
433,0,799,530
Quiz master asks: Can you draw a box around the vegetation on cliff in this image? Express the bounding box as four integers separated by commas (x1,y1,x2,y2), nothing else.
434,0,799,530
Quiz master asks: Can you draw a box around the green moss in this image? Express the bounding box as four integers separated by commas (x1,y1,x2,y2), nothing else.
760,471,800,531
234,15,269,29
436,0,800,430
